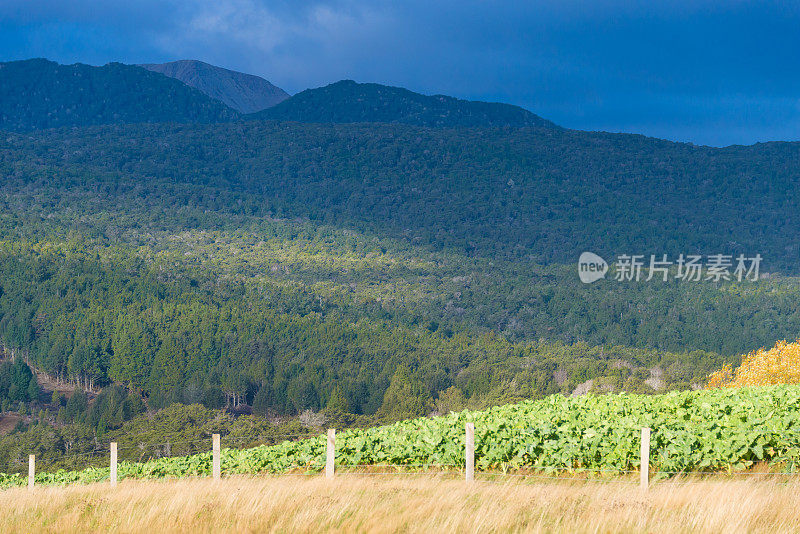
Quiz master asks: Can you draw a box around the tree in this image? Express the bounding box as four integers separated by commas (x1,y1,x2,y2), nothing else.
433,386,468,415
109,318,156,389
707,339,800,388
376,366,429,422
8,359,34,402
147,336,186,408
252,385,271,416
325,385,350,414
64,389,88,423
26,375,39,403
287,376,319,414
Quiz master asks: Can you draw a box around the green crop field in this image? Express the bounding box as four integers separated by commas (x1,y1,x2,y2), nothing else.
2,385,799,489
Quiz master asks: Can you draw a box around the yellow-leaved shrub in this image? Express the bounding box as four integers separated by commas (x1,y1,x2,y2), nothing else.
707,339,800,388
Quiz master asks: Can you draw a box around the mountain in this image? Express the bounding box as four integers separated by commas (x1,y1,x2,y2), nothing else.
252,80,557,128
139,60,289,114
1,60,799,435
0,61,550,130
0,58,236,130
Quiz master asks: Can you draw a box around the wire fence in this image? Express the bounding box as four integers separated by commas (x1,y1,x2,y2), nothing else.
16,432,315,475
14,424,800,491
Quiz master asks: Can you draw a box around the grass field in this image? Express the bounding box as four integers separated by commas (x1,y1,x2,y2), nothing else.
1,475,799,533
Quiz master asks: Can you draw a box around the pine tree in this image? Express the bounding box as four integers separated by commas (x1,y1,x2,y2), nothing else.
147,336,186,405
376,366,429,421
26,375,39,402
65,389,88,423
252,385,271,416
325,385,350,414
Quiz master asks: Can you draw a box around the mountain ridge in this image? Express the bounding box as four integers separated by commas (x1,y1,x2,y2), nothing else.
139,60,289,114
252,79,557,128
0,58,237,130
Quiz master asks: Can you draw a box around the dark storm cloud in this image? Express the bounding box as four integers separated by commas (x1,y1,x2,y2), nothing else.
1,0,798,146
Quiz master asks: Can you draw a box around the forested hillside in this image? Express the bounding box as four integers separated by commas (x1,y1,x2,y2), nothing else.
0,65,799,459
253,80,556,128
2,121,798,268
0,118,799,422
0,59,237,130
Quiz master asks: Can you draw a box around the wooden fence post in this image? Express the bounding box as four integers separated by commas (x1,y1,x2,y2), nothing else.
110,442,117,487
28,454,35,490
326,429,336,479
212,434,221,481
640,427,651,491
465,422,475,482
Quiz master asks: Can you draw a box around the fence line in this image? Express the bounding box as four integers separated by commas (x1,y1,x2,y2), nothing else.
19,425,800,492
16,432,315,472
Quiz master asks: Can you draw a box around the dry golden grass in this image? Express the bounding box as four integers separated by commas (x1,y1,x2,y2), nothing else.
1,474,799,533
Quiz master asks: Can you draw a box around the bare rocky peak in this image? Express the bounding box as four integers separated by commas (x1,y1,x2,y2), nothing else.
140,60,289,114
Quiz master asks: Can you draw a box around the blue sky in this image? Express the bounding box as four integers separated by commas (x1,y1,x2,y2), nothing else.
1,0,798,146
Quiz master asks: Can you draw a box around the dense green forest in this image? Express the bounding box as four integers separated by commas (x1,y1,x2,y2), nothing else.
1,65,799,471
2,121,798,268
0,238,734,414
0,119,798,420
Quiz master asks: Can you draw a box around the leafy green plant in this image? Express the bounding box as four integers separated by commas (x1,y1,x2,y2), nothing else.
4,386,800,489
